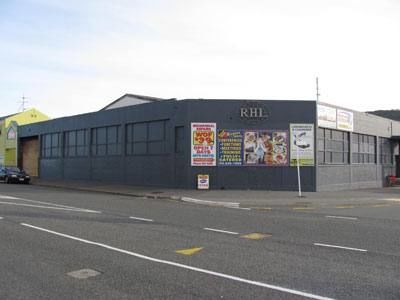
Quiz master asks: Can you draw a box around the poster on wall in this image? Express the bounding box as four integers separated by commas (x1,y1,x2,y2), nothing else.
290,124,315,166
217,130,243,166
191,123,217,166
317,104,337,129
337,109,354,131
243,130,288,166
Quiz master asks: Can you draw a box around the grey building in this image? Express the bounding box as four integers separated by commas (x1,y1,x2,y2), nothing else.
18,96,400,191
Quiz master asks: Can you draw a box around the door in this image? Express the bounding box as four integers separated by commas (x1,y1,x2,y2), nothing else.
396,155,400,178
21,137,39,177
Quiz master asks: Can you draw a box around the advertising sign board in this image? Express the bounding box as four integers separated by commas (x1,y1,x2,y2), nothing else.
318,105,337,129
290,124,315,166
191,123,217,166
217,130,243,166
337,109,354,131
197,174,210,189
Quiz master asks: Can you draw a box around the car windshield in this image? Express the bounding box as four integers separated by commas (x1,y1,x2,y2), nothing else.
7,167,21,172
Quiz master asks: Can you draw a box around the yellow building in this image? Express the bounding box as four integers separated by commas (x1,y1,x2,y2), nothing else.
0,108,50,167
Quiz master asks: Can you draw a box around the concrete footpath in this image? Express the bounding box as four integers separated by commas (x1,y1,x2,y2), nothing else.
31,178,400,209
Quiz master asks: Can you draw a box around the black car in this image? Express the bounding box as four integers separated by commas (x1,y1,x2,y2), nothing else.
0,166,30,184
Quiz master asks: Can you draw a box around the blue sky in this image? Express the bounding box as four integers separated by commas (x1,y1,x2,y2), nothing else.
1,0,400,118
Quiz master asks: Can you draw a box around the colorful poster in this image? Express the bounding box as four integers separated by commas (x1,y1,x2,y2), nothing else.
218,130,243,166
191,123,217,166
290,124,315,166
243,130,288,166
337,109,354,131
318,104,337,129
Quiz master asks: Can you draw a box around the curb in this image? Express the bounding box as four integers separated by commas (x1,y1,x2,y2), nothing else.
180,197,240,208
31,182,244,208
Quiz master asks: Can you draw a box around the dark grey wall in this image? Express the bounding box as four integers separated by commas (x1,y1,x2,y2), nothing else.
19,99,317,190
185,100,316,191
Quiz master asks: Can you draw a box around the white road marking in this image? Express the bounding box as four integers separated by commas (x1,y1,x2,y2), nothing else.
0,201,101,213
325,216,358,220
204,228,239,235
21,223,334,300
0,194,87,210
314,243,367,252
0,194,101,213
0,195,20,200
231,207,251,211
0,217,3,219
180,197,240,208
129,216,154,222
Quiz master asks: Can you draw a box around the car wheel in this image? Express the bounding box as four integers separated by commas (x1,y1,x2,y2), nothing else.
5,176,10,184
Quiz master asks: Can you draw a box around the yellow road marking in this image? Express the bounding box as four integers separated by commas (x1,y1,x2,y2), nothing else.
175,247,203,256
292,207,315,210
370,204,391,208
240,233,271,240
252,207,272,211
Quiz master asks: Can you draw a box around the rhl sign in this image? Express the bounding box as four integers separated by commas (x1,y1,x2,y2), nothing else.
240,107,268,118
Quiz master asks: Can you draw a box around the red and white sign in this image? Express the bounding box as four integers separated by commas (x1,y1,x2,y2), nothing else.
197,174,210,189
191,123,216,166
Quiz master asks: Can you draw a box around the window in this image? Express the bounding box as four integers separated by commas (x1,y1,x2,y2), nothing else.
91,126,121,156
7,127,16,140
352,133,376,164
380,138,393,165
175,126,184,153
41,133,61,158
64,129,88,157
126,120,167,155
317,128,349,164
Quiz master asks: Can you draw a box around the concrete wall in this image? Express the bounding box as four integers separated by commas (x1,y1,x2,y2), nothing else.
316,103,399,191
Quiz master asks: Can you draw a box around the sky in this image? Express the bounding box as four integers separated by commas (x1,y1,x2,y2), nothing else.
1,0,399,118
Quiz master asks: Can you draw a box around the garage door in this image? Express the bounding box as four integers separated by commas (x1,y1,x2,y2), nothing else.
21,137,39,177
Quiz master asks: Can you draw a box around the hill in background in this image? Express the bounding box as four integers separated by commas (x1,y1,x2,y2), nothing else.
368,110,400,121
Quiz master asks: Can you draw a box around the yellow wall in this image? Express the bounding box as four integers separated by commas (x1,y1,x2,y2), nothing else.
0,108,50,166
5,108,50,128
5,148,16,166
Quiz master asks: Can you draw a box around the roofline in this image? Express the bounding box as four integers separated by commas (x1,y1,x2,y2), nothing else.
100,93,168,111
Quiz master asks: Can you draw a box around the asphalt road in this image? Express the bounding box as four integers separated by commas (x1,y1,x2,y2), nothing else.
1,184,400,299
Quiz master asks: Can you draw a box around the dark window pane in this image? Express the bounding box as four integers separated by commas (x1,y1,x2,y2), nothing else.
68,131,76,146
126,124,133,143
133,142,147,154
76,146,86,156
91,129,97,144
148,121,165,141
107,144,120,155
126,143,133,155
97,145,106,156
76,130,85,145
68,146,76,157
52,134,59,147
107,126,118,144
96,127,106,144
133,123,147,142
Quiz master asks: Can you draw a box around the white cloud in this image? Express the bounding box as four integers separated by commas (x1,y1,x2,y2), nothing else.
1,0,399,118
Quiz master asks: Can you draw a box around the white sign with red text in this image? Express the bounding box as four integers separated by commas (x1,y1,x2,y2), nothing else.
191,123,217,166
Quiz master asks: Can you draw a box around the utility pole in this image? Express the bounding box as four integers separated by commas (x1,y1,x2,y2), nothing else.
316,77,320,102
